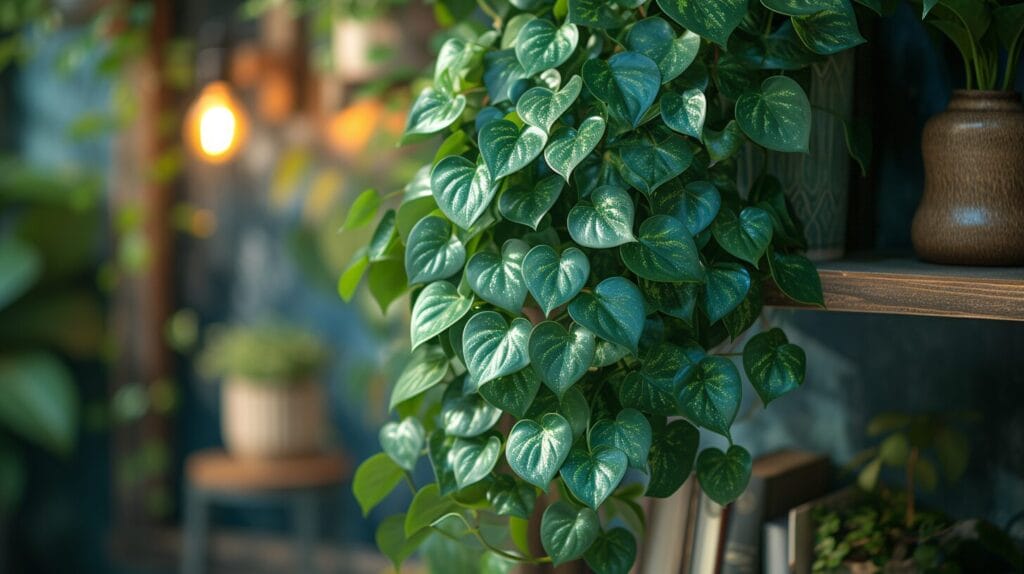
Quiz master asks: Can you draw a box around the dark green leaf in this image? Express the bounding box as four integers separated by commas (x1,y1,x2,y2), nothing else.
484,49,529,104
379,417,426,471
0,353,76,454
506,413,574,489
544,116,607,182
441,382,503,438
642,280,699,322
431,156,499,230
590,408,652,471
675,355,742,437
515,19,580,76
376,513,430,571
567,0,624,29
560,443,628,509
428,430,459,495
662,89,707,139
652,180,721,235
479,119,548,180
621,215,704,283
656,0,748,46
390,345,450,410
735,75,812,153
696,445,752,504
619,342,701,415
723,279,763,338
615,128,694,196
529,321,596,398
499,175,565,230
701,262,752,324
467,239,530,313
368,259,408,313
480,367,542,418
463,311,532,387
760,0,831,16
646,419,699,497
768,250,824,306
523,245,590,317
703,120,745,163
567,186,636,248
540,501,600,565
743,328,805,405
486,474,537,519
791,0,866,56
582,52,661,129
353,453,405,516
711,207,774,266
583,527,637,574
0,238,41,312
626,17,700,83
568,276,646,352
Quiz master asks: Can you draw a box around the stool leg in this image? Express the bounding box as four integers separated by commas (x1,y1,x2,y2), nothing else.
182,486,209,574
294,491,319,574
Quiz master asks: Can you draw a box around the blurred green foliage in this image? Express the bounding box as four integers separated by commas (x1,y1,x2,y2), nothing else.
197,322,331,383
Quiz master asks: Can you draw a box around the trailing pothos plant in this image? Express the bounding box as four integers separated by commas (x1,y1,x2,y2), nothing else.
344,0,867,571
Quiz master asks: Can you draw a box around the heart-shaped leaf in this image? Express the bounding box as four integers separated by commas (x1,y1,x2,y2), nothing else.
618,342,702,415
641,280,699,322
568,277,645,352
625,17,700,83
712,207,774,266
735,75,812,153
403,87,467,139
484,49,528,104
390,345,450,410
590,408,652,471
560,443,628,509
567,0,625,29
517,75,583,133
529,321,596,398
441,381,503,438
463,311,532,387
792,0,866,55
594,339,631,368
701,262,752,324
582,52,661,129
486,474,537,519
527,387,592,440
615,128,693,196
540,501,600,566
743,327,806,405
498,175,565,230
545,116,607,182
515,19,579,76
703,119,745,163
448,435,502,489
696,445,752,505
675,355,742,437
662,89,707,139
405,216,465,285
427,430,458,495
431,156,498,230
584,527,637,574
405,483,459,536
652,179,721,235
621,215,704,283
506,413,574,489
646,419,699,497
466,239,530,313
768,250,824,306
479,119,548,180
656,0,748,47
410,281,473,349
479,367,542,418
523,245,590,317
375,513,430,571
379,417,426,471
354,453,405,516
567,186,636,249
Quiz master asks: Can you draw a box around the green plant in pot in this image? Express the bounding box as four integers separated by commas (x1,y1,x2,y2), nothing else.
198,323,331,458
909,0,1024,266
343,0,867,571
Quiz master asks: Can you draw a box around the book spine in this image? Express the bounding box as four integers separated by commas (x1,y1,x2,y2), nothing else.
720,475,767,574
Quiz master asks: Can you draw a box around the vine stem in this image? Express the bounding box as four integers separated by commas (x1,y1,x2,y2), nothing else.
477,0,501,28
468,528,552,564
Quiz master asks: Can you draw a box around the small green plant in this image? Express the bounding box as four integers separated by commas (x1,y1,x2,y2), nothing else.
198,323,330,383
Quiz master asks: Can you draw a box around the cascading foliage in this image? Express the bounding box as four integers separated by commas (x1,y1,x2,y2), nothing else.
346,0,869,571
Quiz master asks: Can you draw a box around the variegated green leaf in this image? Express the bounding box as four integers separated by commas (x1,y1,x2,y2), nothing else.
405,216,465,285
735,75,812,153
646,419,699,497
619,342,702,415
448,435,501,488
545,116,607,182
568,276,645,352
567,186,636,249
675,355,742,437
403,87,467,140
379,417,426,472
625,17,700,83
743,327,806,405
479,119,548,180
522,245,590,316
651,179,721,235
410,281,473,349
696,445,752,504
711,207,774,266
389,345,450,410
515,19,580,76
441,380,503,438
466,239,530,313
431,156,498,230
463,311,532,387
560,443,628,509
701,262,752,323
506,413,574,489
656,0,748,46
479,367,542,418
582,52,661,129
540,502,600,566
662,89,707,139
590,408,652,471
528,321,596,398
584,527,637,574
615,128,693,196
621,215,704,283
498,175,565,230
516,75,583,132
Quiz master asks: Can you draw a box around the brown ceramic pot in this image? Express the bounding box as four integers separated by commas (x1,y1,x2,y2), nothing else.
912,90,1024,266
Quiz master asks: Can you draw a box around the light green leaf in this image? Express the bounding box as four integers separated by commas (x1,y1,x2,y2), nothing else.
517,75,583,133
502,13,538,49
701,262,752,324
768,250,824,306
703,120,745,163
463,311,532,387
590,408,652,471
791,0,866,55
368,259,408,313
367,210,398,263
405,483,459,536
353,453,405,516
376,513,430,571
696,445,752,505
568,276,645,353
338,251,369,302
619,342,701,415
390,345,450,410
544,116,607,182
560,443,628,509
441,381,503,438
712,207,774,266
652,179,721,235
404,87,467,140
0,353,76,454
523,245,590,317
341,189,380,231
743,328,806,405
567,186,636,249
0,238,41,311
625,17,700,83
467,239,530,313
405,216,466,285
621,215,704,283
515,19,580,76
498,175,565,230
646,419,700,497
449,435,502,488
735,76,812,153
584,527,637,574
411,281,474,349
615,128,694,196
656,0,748,46
431,156,499,230
479,368,542,418
479,119,548,180
486,474,537,519
379,417,426,471
506,413,574,489
582,52,661,129
541,502,600,565
529,321,596,398
662,89,707,139
675,355,742,437
434,36,485,83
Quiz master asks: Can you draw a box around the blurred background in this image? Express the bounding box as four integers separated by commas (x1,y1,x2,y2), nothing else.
0,1,1021,573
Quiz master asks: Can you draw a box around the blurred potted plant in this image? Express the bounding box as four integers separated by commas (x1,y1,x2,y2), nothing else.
910,0,1024,265
199,323,331,458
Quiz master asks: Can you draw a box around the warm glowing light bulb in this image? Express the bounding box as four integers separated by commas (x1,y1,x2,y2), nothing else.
185,81,248,163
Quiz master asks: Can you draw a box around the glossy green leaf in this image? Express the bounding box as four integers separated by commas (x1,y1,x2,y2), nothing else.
625,18,700,83
768,250,824,306
428,430,458,495
404,87,467,140
523,245,590,316
376,513,430,571
479,368,542,418
621,215,704,283
696,445,753,505
368,259,408,313
590,408,652,471
646,419,700,497
792,0,866,56
652,180,721,236
567,0,623,29
411,281,474,349
560,443,628,509
506,413,574,489
642,280,699,322
712,207,774,266
484,49,528,104
656,0,748,46
760,0,830,16
593,339,631,368
582,52,661,129
619,342,701,415
615,128,693,196
431,156,498,231
567,186,636,249
583,527,637,574
405,483,459,536
662,89,707,139
503,13,538,49
723,279,764,339
743,328,805,405
515,19,580,76
0,353,76,454
703,120,745,163
463,312,532,387
735,76,812,153
449,435,501,488
498,175,565,230
568,276,645,352
517,75,583,133
545,116,607,182
701,262,752,324
341,189,380,232
529,321,596,398
675,355,742,437
367,210,398,263
467,239,530,313
486,475,537,519
479,120,548,180
442,383,503,438
379,417,426,471
354,453,405,516
390,345,450,410
540,502,600,565
405,216,465,286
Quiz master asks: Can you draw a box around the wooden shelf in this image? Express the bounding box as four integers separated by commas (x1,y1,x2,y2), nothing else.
765,255,1024,322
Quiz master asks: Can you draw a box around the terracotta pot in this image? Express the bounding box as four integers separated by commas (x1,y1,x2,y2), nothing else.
221,377,326,458
912,90,1024,266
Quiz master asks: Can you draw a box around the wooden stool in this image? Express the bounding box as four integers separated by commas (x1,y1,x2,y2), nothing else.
181,449,350,574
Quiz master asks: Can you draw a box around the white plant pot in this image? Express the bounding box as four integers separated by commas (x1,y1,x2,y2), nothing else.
221,377,326,458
